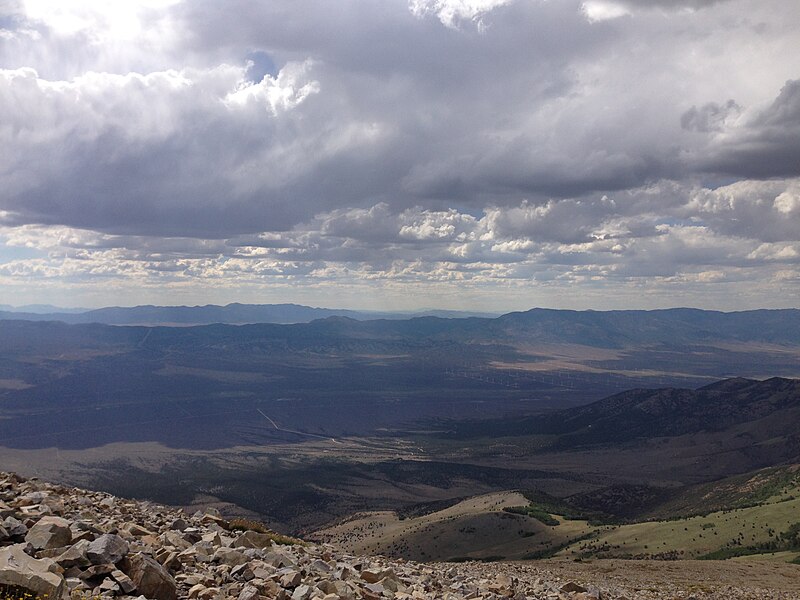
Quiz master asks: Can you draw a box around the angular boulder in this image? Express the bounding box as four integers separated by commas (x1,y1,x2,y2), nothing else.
238,584,261,600
0,544,66,600
111,568,137,594
54,539,91,568
233,530,273,550
561,581,589,593
3,517,28,538
87,533,129,565
124,552,178,600
212,547,247,567
25,515,72,550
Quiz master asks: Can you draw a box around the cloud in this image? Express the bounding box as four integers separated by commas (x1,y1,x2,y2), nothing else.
681,100,741,132
2,178,798,287
0,62,332,236
684,179,800,242
0,0,798,308
408,0,514,29
698,79,800,178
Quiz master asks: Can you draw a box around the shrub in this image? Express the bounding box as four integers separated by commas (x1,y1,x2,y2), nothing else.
503,505,560,526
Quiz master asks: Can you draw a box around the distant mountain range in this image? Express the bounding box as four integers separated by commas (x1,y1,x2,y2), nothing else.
1,304,798,349
0,304,90,314
450,376,800,453
0,302,498,325
488,307,800,347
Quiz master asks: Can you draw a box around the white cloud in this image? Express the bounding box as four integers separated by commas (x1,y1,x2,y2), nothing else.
223,59,319,115
581,1,631,22
20,0,181,40
408,0,514,28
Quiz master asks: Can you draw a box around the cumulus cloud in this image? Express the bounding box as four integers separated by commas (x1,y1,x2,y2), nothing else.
408,0,514,28
699,79,800,178
2,179,798,306
681,100,741,132
0,0,798,308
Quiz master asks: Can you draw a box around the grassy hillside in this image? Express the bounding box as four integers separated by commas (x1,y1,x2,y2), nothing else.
314,464,800,564
313,491,599,562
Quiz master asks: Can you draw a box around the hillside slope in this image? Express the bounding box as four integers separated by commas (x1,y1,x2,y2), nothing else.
450,377,800,450
314,464,800,567
1,472,798,600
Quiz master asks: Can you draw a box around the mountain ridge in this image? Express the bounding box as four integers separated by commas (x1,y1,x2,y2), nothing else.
448,376,800,456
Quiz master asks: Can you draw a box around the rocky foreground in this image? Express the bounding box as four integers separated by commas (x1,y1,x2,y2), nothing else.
0,473,796,600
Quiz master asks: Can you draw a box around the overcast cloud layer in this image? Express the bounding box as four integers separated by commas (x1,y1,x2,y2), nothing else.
0,0,798,310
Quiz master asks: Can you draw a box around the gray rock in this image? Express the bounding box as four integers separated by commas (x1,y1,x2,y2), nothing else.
310,558,331,573
79,563,116,579
364,582,385,594
25,515,72,550
238,583,261,600
87,533,130,564
124,552,178,600
212,547,247,566
0,502,15,519
291,584,314,600
0,543,66,600
280,570,302,588
111,568,137,593
234,530,273,550
65,576,87,591
54,539,92,568
170,518,188,531
561,581,588,593
3,516,27,537
99,576,120,592
231,563,255,581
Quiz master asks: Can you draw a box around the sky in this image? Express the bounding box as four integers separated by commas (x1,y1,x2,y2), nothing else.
0,0,798,311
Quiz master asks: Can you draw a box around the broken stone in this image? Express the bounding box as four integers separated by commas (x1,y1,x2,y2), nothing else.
238,583,261,600
123,552,178,600
99,576,120,592
87,533,130,565
291,584,314,600
3,516,28,537
280,570,302,588
122,522,155,537
25,515,72,550
78,563,115,579
54,539,91,568
360,570,382,584
0,543,66,600
234,530,273,550
111,568,137,593
561,582,589,593
212,547,247,567
231,563,255,581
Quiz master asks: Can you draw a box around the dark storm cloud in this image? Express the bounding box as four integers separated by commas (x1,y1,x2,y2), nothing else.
681,100,740,133
700,80,800,179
